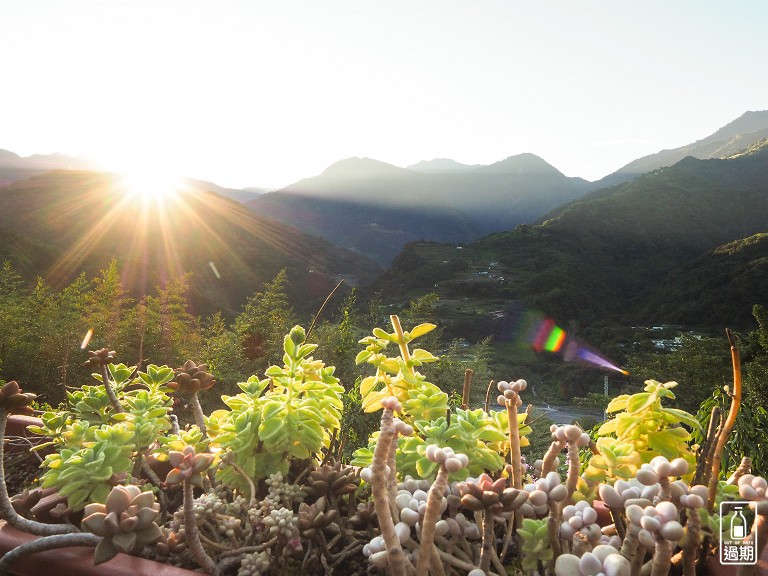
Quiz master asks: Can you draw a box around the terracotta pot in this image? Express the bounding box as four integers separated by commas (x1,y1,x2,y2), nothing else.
0,521,196,576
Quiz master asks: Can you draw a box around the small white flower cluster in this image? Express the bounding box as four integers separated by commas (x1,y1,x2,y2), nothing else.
215,514,243,539
191,491,226,521
237,549,271,576
425,444,468,473
363,535,390,568
599,479,657,509
522,471,568,518
738,474,768,501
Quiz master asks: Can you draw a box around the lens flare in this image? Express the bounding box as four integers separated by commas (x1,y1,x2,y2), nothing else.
526,315,628,375
81,328,94,350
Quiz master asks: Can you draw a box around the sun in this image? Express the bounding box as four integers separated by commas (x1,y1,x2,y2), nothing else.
118,166,184,205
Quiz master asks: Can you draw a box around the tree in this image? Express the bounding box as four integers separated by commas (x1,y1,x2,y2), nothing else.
0,261,31,382
199,312,246,398
84,259,132,354
623,335,731,414
234,269,296,370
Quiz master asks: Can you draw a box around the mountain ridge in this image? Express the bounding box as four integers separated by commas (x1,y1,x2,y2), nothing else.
0,170,382,317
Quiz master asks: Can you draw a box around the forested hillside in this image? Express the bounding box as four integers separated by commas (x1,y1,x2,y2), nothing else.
372,142,768,336
0,170,381,317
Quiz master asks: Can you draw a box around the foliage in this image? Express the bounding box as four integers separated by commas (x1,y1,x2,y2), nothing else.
695,387,768,478
355,320,447,420
206,325,345,491
31,363,175,510
624,336,732,414
352,318,531,480
234,268,296,369
584,380,700,484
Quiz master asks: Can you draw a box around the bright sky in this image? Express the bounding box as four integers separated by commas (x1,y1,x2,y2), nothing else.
1,1,766,189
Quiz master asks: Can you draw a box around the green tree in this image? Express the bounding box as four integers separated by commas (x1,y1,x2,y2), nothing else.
234,269,296,370
84,259,132,354
623,335,731,414
0,261,32,382
199,312,246,397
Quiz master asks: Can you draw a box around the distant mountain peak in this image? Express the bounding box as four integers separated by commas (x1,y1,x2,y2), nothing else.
478,153,564,176
320,157,411,178
705,110,768,143
407,158,479,174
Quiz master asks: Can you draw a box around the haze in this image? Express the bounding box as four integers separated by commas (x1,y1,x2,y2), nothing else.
1,0,766,188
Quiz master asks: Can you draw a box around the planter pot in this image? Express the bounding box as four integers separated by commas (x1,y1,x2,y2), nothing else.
0,521,196,576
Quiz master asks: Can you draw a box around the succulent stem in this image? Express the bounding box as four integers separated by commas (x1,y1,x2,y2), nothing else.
416,465,449,576
707,329,742,510
100,364,124,413
183,478,219,575
736,506,767,576
681,507,700,576
506,401,522,490
565,442,580,500
541,439,565,477
650,536,673,576
370,403,409,576
479,509,495,573
390,315,412,363
0,409,78,535
190,392,207,436
0,531,100,574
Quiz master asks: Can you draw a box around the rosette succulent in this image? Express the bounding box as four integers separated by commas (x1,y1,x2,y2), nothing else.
81,484,162,564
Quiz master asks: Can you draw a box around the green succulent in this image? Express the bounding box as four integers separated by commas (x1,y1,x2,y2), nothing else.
40,423,135,510
585,380,700,484
35,363,176,510
116,389,172,451
156,425,210,457
355,321,447,422
353,407,531,481
207,326,345,492
518,518,554,572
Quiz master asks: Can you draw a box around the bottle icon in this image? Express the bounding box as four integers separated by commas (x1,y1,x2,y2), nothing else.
731,507,747,539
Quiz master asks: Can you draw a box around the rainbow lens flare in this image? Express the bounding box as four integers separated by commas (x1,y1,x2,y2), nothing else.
526,314,628,375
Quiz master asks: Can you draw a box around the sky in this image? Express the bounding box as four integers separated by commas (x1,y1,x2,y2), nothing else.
1,1,767,189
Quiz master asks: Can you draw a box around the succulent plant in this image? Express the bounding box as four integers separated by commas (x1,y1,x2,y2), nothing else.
163,445,216,488
169,360,216,394
208,325,345,492
0,381,36,415
356,317,447,422
554,544,630,576
81,484,162,564
39,423,135,510
302,461,358,503
586,380,699,486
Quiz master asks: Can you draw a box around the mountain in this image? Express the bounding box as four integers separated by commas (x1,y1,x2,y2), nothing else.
596,110,768,188
406,158,479,173
373,141,768,337
637,233,768,327
181,177,266,204
0,149,96,187
247,154,592,264
0,171,381,316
